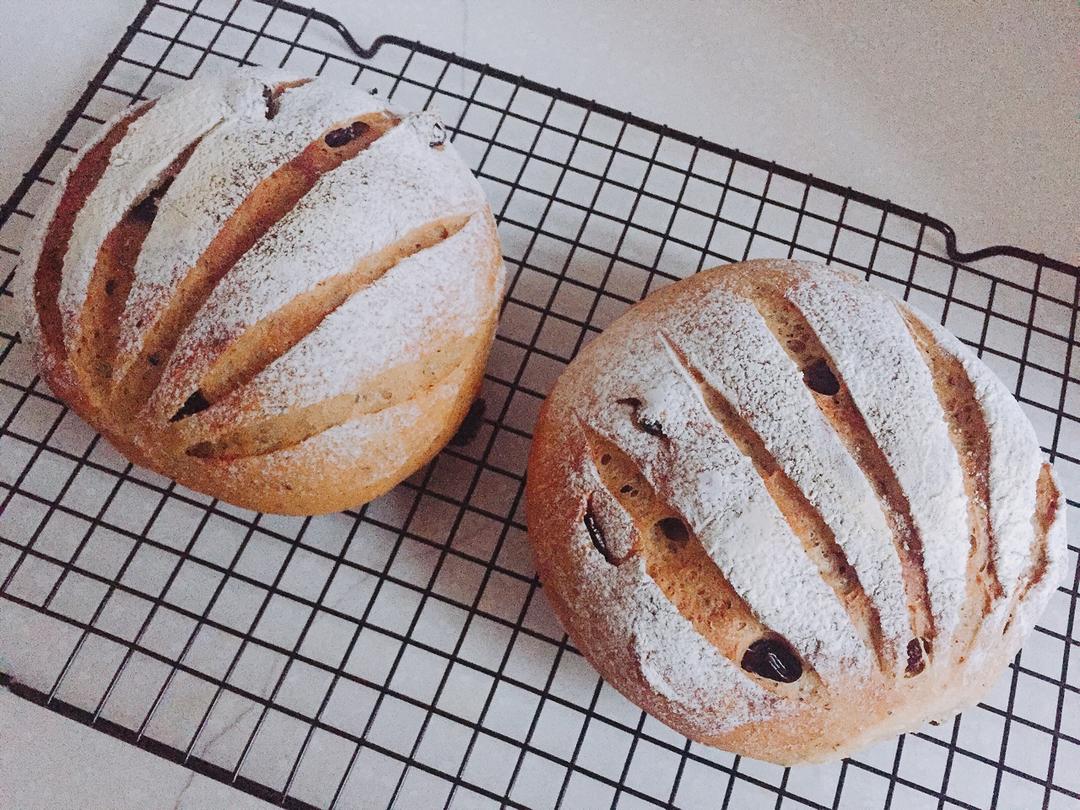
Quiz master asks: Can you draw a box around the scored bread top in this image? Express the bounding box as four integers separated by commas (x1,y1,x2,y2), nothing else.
527,260,1065,739
170,214,498,435
788,275,971,641
115,77,391,374
18,68,504,489
145,115,489,419
57,72,276,349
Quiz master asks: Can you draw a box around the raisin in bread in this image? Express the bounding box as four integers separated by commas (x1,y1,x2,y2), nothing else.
18,69,504,515
526,260,1065,764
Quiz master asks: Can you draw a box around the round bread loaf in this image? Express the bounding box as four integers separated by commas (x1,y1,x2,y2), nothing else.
18,69,504,515
526,260,1065,764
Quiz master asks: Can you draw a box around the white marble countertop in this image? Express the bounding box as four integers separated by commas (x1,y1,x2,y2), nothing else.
0,2,1076,808
0,689,271,809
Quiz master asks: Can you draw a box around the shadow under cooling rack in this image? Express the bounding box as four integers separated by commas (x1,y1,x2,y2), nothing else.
0,2,1077,810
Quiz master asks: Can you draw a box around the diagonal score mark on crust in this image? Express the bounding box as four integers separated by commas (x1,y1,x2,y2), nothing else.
33,102,154,369
1002,464,1059,634
109,108,401,416
579,422,822,694
1018,466,1057,602
659,332,890,672
71,138,206,405
745,284,936,673
183,333,476,460
898,307,1004,652
171,213,472,422
70,79,309,408
262,78,312,120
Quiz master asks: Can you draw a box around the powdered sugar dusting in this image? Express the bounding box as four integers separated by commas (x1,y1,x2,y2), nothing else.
217,364,465,491
660,285,911,669
610,555,786,735
58,71,275,353
151,114,486,415
116,76,386,373
188,213,499,434
560,454,784,731
575,326,869,683
910,308,1047,599
788,272,970,639
15,98,153,370
970,486,1066,667
276,363,462,465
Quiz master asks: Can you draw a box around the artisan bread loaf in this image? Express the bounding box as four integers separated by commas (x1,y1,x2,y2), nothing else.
18,69,504,515
526,260,1065,764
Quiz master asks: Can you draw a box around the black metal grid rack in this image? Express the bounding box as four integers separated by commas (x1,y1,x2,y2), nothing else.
1,1,1077,808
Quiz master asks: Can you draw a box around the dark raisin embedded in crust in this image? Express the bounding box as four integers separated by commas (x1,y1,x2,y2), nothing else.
583,501,616,564
104,279,117,297
324,119,370,148
129,176,175,224
617,397,666,438
129,194,160,223
186,441,212,458
905,637,931,677
170,389,210,422
429,120,447,148
638,415,666,438
324,126,352,148
656,516,689,546
262,85,281,120
803,359,840,396
741,637,803,683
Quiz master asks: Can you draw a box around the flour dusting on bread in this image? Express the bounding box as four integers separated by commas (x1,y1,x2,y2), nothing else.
18,69,505,515
526,259,1065,763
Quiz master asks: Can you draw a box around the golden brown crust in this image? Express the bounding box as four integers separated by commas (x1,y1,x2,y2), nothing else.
108,109,402,417
526,259,1064,764
24,79,504,516
530,397,1022,764
162,306,498,515
32,103,154,414
32,220,501,515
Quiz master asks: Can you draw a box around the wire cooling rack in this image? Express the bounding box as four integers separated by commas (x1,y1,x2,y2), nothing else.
1,1,1077,808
